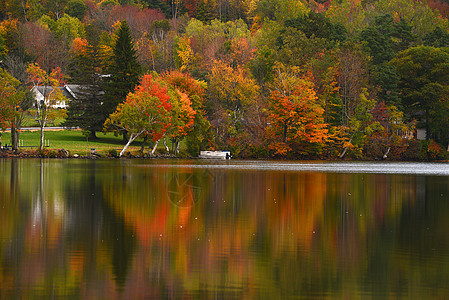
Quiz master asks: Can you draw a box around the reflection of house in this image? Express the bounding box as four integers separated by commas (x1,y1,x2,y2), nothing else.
31,84,80,109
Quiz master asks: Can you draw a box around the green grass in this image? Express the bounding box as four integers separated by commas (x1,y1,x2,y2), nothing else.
1,129,176,156
20,110,66,127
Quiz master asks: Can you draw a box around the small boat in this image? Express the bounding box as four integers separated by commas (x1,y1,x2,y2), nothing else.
199,151,231,159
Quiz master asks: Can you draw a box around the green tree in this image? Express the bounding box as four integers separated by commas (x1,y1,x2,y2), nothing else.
424,27,449,47
342,89,383,158
0,35,6,60
371,63,401,107
0,68,32,152
53,14,85,44
99,0,119,9
368,0,448,40
102,20,141,134
65,0,87,20
276,27,328,68
43,0,69,19
0,19,23,59
207,60,260,153
0,68,21,130
390,46,449,145
140,0,172,18
194,0,215,22
325,0,366,36
359,15,414,108
283,11,347,43
360,23,394,65
255,0,308,23
360,15,416,65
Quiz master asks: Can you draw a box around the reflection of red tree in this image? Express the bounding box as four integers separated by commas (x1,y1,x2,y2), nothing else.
134,204,169,247
267,173,328,251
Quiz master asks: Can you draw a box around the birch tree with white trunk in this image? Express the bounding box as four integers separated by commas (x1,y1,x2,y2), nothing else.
27,63,67,151
104,74,173,157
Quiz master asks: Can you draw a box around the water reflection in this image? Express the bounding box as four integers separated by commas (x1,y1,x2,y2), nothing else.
0,159,449,298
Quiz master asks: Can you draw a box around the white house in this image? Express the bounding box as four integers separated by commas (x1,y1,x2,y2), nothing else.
31,84,80,109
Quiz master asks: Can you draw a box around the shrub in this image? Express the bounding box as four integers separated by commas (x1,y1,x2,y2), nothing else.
427,140,447,160
107,149,119,158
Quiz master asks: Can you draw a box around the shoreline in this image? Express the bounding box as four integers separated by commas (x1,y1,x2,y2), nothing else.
0,148,445,162
0,148,182,159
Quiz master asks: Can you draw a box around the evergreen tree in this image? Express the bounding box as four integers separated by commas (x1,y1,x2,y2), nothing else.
391,46,449,144
65,24,110,138
424,27,449,48
140,0,172,18
283,11,347,43
360,15,416,65
195,0,215,23
65,0,87,20
102,20,141,122
65,48,104,138
0,35,6,60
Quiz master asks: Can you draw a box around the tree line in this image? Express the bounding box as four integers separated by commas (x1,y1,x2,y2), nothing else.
1,0,449,159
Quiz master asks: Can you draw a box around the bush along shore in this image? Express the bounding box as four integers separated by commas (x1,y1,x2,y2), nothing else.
0,147,187,159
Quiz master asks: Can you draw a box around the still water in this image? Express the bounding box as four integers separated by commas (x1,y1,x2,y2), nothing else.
1,159,449,299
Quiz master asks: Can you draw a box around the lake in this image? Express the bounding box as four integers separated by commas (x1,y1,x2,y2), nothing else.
1,159,448,298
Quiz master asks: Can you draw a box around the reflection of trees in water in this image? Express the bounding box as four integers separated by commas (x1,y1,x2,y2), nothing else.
2,161,449,298
101,198,136,291
166,168,214,208
63,160,136,292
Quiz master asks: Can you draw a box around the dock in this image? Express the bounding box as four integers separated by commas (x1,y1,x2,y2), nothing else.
199,151,231,159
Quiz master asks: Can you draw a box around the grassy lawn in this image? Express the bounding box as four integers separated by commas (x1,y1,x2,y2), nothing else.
1,129,174,156
20,110,66,127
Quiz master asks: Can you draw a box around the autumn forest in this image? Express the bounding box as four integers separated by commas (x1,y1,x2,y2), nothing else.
2,0,449,160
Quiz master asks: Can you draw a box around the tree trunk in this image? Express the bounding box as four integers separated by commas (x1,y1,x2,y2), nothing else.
339,136,353,159
40,125,45,151
140,135,148,155
163,137,169,153
122,130,128,144
90,130,97,139
119,135,135,157
339,146,349,159
175,140,180,155
283,123,288,143
11,125,19,152
383,147,391,159
151,139,160,155
119,131,143,157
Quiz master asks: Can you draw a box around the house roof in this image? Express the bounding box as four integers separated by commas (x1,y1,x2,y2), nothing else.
65,84,81,98
36,85,75,99
34,84,105,102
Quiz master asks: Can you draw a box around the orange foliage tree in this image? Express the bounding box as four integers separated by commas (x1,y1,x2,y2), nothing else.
267,66,328,157
104,74,173,157
162,70,211,155
163,89,196,155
